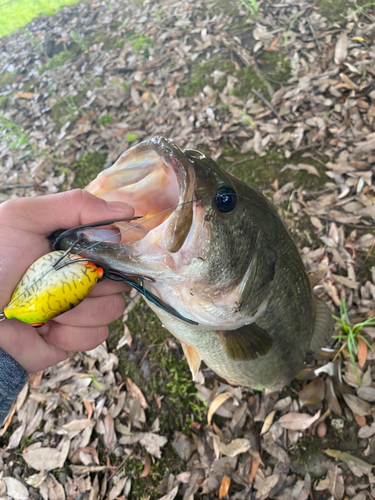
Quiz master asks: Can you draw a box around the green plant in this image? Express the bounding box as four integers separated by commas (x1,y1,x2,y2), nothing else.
133,35,152,51
333,299,375,383
126,132,138,142
70,30,88,51
238,0,259,16
0,115,30,150
96,113,113,126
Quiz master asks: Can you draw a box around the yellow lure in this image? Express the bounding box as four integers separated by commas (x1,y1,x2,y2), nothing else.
3,251,103,326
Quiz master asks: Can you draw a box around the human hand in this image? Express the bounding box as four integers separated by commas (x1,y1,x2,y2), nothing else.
0,189,134,373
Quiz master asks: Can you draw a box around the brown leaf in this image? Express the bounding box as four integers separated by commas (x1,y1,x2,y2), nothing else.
357,386,375,402
325,377,342,415
249,458,260,484
357,338,368,368
260,410,276,435
299,377,325,406
126,378,148,408
140,452,151,478
353,414,367,427
207,392,233,425
14,92,36,99
278,410,321,431
343,394,371,416
219,474,231,498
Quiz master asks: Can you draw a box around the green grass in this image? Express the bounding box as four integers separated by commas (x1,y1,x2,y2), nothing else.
333,299,375,383
0,115,30,150
238,0,259,16
0,0,80,39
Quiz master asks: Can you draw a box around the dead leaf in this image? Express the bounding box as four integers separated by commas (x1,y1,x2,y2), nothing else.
140,452,151,478
3,477,29,500
219,473,231,498
14,92,36,99
126,378,148,408
139,432,167,458
260,410,276,435
249,458,260,483
343,394,371,416
207,392,233,425
325,449,374,469
357,338,367,368
277,410,321,431
299,377,325,406
23,441,70,472
357,385,375,402
158,485,179,500
334,32,348,65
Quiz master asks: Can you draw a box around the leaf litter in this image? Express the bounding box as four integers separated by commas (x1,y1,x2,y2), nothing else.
1,0,375,498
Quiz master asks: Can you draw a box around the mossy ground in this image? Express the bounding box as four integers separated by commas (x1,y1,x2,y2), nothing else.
178,50,291,100
106,301,206,500
70,152,107,189
315,0,369,22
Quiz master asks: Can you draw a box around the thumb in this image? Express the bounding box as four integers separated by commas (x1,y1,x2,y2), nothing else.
0,189,134,236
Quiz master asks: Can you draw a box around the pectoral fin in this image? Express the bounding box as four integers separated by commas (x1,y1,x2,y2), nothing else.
180,341,201,380
309,297,335,353
217,323,273,361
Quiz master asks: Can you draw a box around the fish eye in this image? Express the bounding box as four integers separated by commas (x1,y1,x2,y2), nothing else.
215,186,237,214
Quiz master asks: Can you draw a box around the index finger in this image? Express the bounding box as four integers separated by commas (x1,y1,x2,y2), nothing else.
0,189,134,235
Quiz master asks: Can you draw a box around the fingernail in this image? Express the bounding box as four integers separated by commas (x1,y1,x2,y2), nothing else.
106,201,134,215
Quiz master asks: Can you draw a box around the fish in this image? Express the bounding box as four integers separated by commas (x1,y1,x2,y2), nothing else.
55,136,334,391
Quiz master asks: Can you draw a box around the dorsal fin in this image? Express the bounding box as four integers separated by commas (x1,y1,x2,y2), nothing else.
216,323,273,361
309,297,334,353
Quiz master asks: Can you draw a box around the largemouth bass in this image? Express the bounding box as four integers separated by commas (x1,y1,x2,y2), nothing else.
56,136,333,390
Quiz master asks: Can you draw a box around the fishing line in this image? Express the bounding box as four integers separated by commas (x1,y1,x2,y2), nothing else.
0,191,278,315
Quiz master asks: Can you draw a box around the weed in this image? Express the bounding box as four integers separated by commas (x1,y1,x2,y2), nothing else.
238,0,259,16
0,115,30,150
133,35,152,51
154,7,163,19
39,49,78,73
333,299,375,383
126,132,138,142
70,30,88,51
96,113,113,126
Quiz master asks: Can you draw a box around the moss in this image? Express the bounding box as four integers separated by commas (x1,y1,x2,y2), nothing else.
315,0,368,22
50,84,90,131
96,113,113,126
108,300,206,435
217,144,327,191
0,95,9,109
70,152,107,189
258,51,291,84
39,44,81,73
179,58,236,97
0,71,16,88
178,53,283,100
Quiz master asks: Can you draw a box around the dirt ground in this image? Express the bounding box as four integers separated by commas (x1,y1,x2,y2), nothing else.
0,0,375,499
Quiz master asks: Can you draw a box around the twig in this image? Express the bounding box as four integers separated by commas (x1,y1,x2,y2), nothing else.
318,215,373,230
250,88,283,123
307,16,321,52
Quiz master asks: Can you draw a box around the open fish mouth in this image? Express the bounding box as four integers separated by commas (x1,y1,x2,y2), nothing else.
84,136,195,252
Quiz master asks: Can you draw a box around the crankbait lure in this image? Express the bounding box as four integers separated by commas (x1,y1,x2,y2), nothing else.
2,250,104,327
